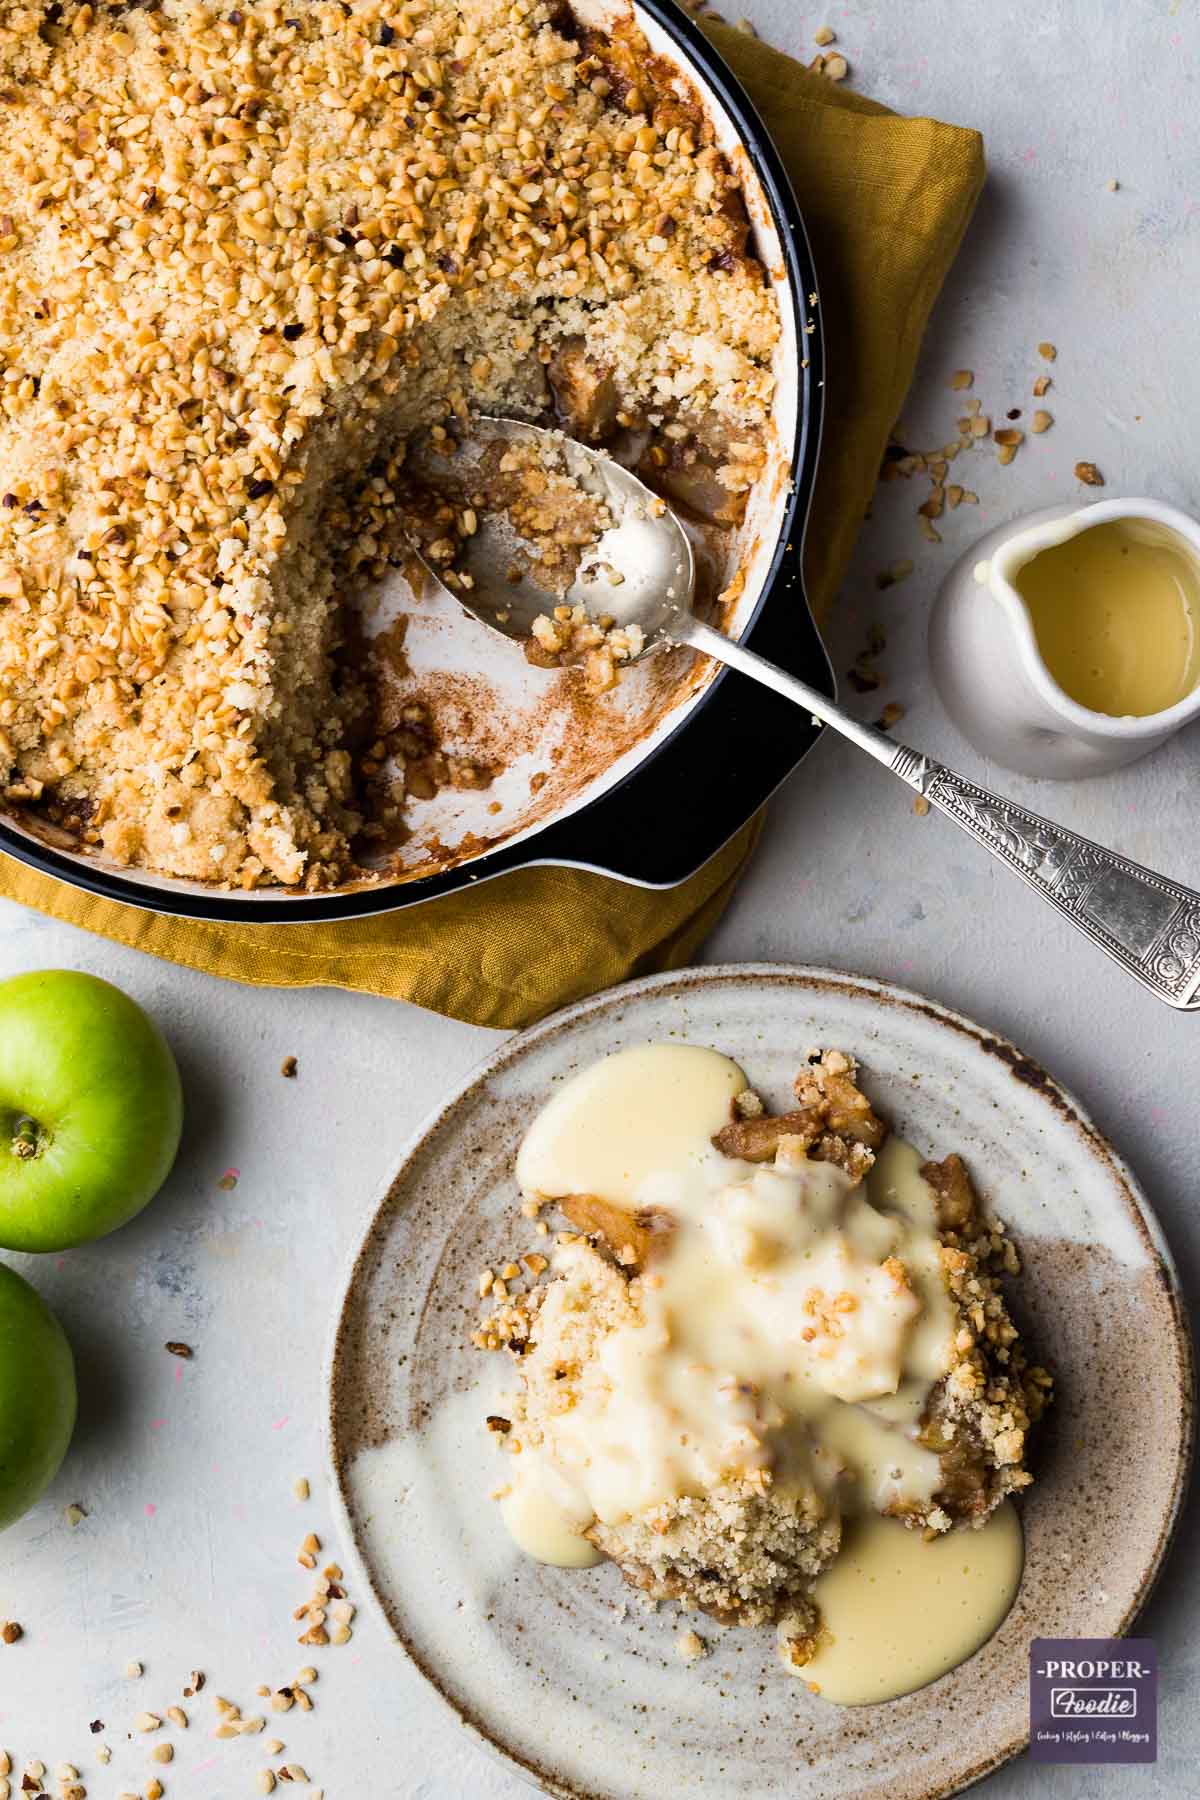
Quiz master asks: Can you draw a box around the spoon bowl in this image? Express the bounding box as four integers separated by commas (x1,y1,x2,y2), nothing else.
414,416,1200,1012
414,416,693,650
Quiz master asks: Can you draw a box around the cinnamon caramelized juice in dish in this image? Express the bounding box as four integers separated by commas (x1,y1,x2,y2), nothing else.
477,1045,1050,1702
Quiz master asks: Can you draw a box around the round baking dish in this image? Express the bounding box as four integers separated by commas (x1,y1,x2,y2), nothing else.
0,0,831,924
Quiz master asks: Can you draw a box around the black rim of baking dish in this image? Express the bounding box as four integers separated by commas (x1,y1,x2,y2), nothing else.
0,0,831,926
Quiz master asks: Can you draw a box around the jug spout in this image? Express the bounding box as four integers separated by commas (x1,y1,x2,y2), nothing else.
929,499,1200,780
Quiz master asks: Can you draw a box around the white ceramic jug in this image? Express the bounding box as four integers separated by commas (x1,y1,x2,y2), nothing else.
929,498,1200,779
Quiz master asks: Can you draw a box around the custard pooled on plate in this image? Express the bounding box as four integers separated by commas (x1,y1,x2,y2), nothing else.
475,1044,1051,1666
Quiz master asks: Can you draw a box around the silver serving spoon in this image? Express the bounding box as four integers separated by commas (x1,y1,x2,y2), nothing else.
424,418,1200,1012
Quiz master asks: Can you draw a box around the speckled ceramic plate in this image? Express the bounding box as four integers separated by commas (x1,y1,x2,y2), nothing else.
327,965,1193,1800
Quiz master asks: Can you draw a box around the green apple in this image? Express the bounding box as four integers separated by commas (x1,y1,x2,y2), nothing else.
0,971,183,1252
0,1261,75,1530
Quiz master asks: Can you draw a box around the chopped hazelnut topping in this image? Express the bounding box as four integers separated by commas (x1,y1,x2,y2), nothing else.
0,0,778,890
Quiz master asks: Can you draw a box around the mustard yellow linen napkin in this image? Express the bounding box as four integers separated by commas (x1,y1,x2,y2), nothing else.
0,29,984,1029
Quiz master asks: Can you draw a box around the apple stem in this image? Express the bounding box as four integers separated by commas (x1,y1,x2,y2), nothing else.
8,1115,41,1161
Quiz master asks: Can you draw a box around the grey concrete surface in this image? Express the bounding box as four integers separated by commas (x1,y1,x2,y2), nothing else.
1,1,1197,1793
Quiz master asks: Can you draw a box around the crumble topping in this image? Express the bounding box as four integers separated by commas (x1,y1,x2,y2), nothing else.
0,0,778,887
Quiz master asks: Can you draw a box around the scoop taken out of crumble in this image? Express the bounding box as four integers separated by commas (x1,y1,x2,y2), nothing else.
474,1045,1052,1673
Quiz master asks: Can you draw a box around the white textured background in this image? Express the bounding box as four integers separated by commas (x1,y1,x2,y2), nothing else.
2,1,1199,1794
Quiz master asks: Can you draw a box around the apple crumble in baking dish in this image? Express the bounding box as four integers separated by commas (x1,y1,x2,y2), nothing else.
475,1044,1052,1690
0,0,780,888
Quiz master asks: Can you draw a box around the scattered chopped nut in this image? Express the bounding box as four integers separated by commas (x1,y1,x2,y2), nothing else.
150,1744,173,1764
814,24,835,44
913,795,931,817
949,369,973,390
281,1056,299,1079
134,1713,162,1733
1037,341,1057,361
676,1627,712,1663
1075,461,1105,486
293,1478,310,1502
1105,177,1119,191
823,52,849,80
166,1705,187,1729
1033,374,1052,397
257,1777,276,1797
1031,411,1052,434
65,1502,88,1527
875,703,906,731
126,1661,144,1679
875,558,914,591
164,1342,192,1360
0,1623,21,1645
145,1780,163,1800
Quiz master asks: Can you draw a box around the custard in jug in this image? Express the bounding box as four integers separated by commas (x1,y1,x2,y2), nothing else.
1014,518,1200,717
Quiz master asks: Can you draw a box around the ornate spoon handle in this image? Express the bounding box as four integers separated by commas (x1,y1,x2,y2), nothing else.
681,617,1200,1011
889,749,1200,1009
